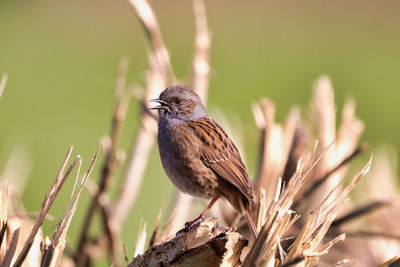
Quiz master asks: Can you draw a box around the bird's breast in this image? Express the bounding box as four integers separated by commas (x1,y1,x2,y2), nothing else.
157,121,218,198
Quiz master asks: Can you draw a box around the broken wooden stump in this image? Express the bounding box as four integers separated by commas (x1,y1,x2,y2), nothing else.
128,218,248,267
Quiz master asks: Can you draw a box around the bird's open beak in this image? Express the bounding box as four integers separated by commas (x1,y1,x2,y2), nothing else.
149,98,168,110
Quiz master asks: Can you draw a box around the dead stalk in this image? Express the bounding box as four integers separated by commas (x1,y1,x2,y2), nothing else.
44,145,100,267
112,0,177,229
75,60,131,265
0,74,8,98
191,0,211,103
13,147,79,267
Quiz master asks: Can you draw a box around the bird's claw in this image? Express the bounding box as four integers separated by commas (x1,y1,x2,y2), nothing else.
184,215,204,228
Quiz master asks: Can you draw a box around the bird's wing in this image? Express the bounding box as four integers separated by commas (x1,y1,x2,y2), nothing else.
187,117,253,200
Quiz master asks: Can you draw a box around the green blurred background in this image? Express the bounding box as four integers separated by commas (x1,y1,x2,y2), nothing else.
1,0,399,263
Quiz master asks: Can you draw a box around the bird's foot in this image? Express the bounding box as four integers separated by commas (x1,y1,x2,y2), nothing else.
184,215,204,229
176,216,207,236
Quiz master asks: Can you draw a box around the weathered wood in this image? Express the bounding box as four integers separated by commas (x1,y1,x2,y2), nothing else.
128,218,247,267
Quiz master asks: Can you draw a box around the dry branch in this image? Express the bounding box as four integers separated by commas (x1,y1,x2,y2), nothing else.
345,231,400,240
310,76,364,209
13,146,79,267
148,208,162,248
112,56,164,229
191,0,211,103
113,0,178,227
337,149,400,266
43,145,100,267
75,59,131,266
284,158,372,265
243,153,321,266
292,143,367,210
129,0,175,83
253,99,300,206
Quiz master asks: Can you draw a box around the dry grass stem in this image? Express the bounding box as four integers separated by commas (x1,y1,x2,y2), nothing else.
331,200,391,228
43,144,100,267
294,143,367,209
112,53,164,228
244,158,313,266
0,181,8,256
254,99,301,206
0,74,8,98
133,220,147,258
123,244,129,264
75,59,132,266
129,0,175,83
13,146,80,267
191,0,211,103
338,149,400,266
345,231,400,240
0,228,19,266
2,216,43,266
284,157,372,266
242,146,371,267
310,76,364,209
148,208,162,248
112,111,157,226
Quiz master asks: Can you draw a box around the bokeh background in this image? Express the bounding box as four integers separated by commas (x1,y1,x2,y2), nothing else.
1,0,399,263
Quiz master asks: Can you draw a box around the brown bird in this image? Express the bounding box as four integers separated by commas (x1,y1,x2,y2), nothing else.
151,84,257,237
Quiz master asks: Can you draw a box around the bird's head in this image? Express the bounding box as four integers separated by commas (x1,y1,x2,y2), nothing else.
150,85,207,121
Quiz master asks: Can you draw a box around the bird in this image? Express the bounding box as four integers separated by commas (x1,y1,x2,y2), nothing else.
151,84,257,238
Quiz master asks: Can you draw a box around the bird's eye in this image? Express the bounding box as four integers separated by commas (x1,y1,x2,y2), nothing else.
173,98,182,104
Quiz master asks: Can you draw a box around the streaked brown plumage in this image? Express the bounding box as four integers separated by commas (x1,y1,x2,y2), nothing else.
151,84,257,237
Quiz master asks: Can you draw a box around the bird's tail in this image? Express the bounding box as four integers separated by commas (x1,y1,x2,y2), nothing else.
240,200,258,238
